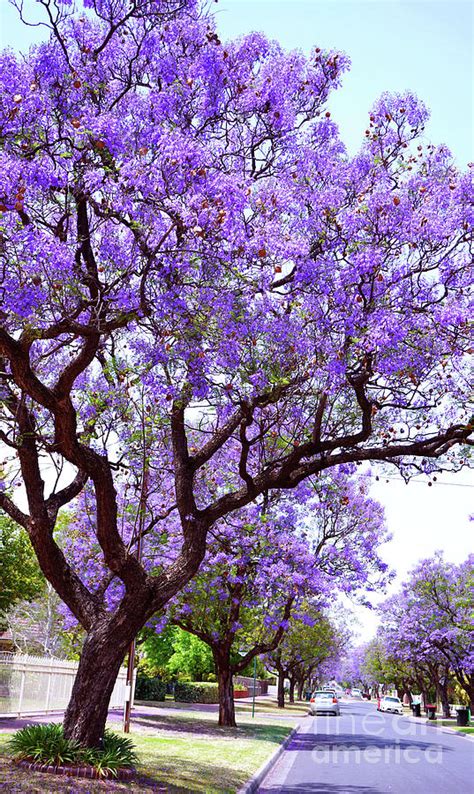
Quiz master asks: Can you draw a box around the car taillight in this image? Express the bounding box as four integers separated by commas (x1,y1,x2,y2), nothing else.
332,697,338,703
310,698,315,703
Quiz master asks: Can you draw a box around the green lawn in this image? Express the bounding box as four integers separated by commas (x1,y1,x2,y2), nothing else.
236,697,309,716
0,710,295,793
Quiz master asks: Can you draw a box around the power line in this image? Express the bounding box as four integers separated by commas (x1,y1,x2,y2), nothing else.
373,475,473,488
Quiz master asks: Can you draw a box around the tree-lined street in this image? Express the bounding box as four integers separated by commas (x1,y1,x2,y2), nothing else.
259,700,474,793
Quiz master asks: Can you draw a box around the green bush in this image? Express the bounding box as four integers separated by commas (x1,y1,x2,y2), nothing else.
174,681,220,703
8,723,80,766
234,683,248,692
8,724,137,778
134,675,167,701
82,731,138,776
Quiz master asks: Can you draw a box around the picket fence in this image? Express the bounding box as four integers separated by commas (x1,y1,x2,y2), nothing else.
0,652,128,717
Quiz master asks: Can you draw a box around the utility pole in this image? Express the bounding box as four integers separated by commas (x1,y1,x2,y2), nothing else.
123,427,149,734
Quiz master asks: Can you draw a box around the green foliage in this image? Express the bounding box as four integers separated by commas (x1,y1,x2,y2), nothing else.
81,731,138,776
8,724,80,766
135,675,167,701
140,625,214,682
174,682,220,703
0,515,44,622
8,724,137,777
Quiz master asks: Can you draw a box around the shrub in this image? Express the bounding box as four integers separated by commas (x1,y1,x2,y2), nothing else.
174,681,219,703
8,723,81,765
234,683,247,692
134,675,166,701
8,724,137,778
81,731,138,776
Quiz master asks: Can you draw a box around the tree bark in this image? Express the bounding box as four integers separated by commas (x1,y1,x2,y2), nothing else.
63,622,131,746
214,651,236,728
288,676,295,704
297,677,304,701
438,678,450,719
277,666,286,708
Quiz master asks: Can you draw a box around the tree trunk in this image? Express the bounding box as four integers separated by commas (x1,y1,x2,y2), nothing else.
214,651,236,728
297,678,304,701
438,678,450,719
288,676,295,704
63,622,131,746
277,667,285,708
402,681,412,707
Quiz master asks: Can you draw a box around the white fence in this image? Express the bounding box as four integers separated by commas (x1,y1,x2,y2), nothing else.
0,653,128,717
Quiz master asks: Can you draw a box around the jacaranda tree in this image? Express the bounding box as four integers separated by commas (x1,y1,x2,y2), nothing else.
0,0,472,746
164,473,389,726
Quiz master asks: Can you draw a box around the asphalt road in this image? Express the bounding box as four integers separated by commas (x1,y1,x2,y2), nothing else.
258,700,474,793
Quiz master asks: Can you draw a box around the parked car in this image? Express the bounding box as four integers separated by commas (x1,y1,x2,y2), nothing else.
378,696,404,715
351,688,362,699
309,691,340,716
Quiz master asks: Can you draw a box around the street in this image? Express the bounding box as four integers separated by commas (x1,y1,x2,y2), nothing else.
259,700,474,793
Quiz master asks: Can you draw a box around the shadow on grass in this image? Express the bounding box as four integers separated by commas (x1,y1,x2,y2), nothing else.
131,712,290,744
0,754,242,793
135,757,249,793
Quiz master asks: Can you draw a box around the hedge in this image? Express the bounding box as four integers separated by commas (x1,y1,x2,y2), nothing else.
174,682,219,703
174,681,249,703
135,676,167,701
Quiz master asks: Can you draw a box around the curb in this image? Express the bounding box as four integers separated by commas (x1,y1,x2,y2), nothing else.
237,724,300,794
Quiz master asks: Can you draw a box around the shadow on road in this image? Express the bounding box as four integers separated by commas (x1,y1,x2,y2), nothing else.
260,784,380,793
285,732,449,753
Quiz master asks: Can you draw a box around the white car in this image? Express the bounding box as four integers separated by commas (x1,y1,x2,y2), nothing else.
309,691,341,716
378,696,403,715
351,688,362,699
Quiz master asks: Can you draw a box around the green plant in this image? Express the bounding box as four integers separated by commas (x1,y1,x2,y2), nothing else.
174,681,220,704
81,731,138,777
8,725,137,778
135,675,167,701
8,723,80,765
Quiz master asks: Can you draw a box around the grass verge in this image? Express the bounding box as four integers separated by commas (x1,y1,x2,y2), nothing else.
438,720,474,735
0,711,294,793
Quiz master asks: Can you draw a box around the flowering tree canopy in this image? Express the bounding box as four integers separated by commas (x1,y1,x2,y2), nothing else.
0,0,472,745
160,473,389,724
377,553,474,711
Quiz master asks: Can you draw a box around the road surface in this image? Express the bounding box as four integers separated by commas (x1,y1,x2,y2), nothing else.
259,700,474,793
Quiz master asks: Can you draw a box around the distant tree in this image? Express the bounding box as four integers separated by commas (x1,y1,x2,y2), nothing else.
378,554,474,711
266,611,343,707
7,582,84,659
0,514,44,626
140,625,214,682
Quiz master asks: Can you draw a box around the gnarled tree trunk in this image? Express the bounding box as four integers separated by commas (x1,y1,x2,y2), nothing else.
63,621,132,746
213,650,236,727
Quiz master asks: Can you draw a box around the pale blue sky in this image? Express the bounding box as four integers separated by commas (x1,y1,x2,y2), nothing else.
215,0,473,166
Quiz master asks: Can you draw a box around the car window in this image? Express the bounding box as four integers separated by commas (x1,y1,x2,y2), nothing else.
314,692,333,699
